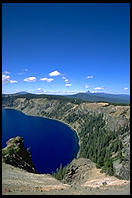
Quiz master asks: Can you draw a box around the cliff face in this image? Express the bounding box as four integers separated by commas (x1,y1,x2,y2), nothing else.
2,95,130,179
2,136,36,173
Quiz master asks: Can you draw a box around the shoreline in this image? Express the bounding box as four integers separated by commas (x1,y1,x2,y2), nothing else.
2,106,80,156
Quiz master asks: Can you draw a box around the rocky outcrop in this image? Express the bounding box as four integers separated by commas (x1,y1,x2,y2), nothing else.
2,136,36,173
63,158,95,185
113,159,130,180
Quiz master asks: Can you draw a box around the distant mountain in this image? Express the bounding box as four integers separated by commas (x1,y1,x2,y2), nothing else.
15,91,29,95
65,92,130,104
2,91,29,96
2,91,130,104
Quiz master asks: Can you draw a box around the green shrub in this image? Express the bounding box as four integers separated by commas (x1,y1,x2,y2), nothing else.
52,164,67,180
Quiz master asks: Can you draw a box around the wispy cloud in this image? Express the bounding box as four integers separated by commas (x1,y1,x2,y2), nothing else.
40,77,53,82
24,77,36,82
3,71,10,74
36,88,43,94
65,83,72,87
62,76,66,80
87,75,93,79
124,87,128,90
40,90,77,95
85,85,90,89
18,68,28,75
49,70,61,77
94,87,104,90
10,80,18,84
64,79,69,82
18,72,23,75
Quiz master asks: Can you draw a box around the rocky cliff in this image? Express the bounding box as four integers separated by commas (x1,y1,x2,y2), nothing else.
2,136,36,173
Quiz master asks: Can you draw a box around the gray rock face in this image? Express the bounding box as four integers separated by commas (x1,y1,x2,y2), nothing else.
63,158,95,185
2,136,36,173
113,159,130,180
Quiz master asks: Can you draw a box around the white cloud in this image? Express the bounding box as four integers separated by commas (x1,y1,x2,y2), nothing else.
37,88,42,91
24,77,36,82
62,76,66,79
85,85,90,89
94,87,104,90
124,87,128,90
2,74,18,84
46,78,53,82
40,77,53,82
2,74,10,83
64,79,69,82
49,70,61,77
87,75,93,79
10,80,18,84
65,83,72,87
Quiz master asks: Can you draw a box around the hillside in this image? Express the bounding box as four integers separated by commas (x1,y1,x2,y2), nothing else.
2,162,130,195
2,94,130,180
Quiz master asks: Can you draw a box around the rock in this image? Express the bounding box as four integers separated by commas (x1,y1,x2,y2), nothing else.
63,158,95,185
2,136,36,173
113,159,130,180
102,181,107,186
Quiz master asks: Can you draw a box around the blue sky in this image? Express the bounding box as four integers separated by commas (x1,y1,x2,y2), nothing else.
2,3,130,95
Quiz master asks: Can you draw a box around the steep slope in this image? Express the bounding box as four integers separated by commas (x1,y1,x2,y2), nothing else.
2,94,130,179
2,137,130,195
2,161,130,195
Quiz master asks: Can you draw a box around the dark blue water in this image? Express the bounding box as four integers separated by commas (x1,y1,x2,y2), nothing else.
2,108,79,174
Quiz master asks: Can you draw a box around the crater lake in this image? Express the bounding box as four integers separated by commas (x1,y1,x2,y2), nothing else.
2,108,79,173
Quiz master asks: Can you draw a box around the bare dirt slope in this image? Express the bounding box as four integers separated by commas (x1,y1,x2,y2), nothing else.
2,162,130,195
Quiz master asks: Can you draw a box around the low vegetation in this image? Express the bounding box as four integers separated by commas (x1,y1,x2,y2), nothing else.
52,164,68,180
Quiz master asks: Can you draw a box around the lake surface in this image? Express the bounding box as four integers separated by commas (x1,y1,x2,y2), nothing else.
2,108,79,174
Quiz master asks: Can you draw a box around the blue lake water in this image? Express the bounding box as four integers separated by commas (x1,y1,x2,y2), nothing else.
2,108,79,174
